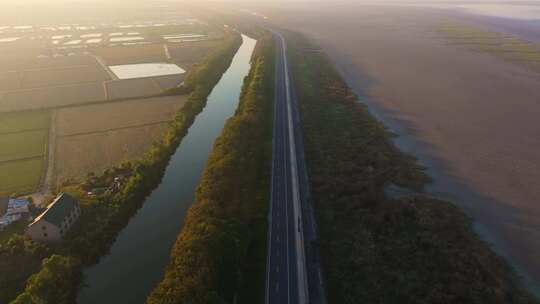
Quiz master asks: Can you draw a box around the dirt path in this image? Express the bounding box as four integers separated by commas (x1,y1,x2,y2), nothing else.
29,110,57,206
42,110,57,196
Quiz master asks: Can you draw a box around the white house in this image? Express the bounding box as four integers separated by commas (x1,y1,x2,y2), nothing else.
26,193,81,241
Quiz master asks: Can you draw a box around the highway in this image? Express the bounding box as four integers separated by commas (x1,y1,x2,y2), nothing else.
266,32,322,304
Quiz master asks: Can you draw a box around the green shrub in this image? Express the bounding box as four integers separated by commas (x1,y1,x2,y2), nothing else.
10,255,80,304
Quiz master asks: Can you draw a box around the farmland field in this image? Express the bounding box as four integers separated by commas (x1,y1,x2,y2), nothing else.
55,123,170,183
153,74,185,90
0,55,110,112
54,95,188,183
0,71,21,91
0,130,48,162
105,78,162,99
56,95,188,136
0,158,44,196
0,21,225,193
0,55,109,92
0,82,106,112
0,110,50,195
0,110,49,133
20,65,110,89
92,44,167,65
168,39,224,69
0,36,225,112
0,54,100,72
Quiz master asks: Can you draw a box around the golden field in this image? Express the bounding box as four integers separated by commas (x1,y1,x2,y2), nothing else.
92,44,167,65
55,123,170,184
56,95,187,136
54,95,188,183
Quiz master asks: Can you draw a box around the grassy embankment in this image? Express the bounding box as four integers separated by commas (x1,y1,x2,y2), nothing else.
146,32,274,304
287,31,538,304
437,23,540,71
0,32,242,304
0,111,50,196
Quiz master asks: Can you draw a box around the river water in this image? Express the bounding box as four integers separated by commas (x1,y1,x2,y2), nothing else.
78,34,257,304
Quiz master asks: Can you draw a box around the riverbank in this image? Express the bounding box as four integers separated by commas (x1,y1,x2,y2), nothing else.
1,32,242,304
146,32,274,304
286,31,538,303
78,34,257,304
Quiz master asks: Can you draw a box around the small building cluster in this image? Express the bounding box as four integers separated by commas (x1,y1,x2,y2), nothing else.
26,193,81,242
86,175,126,197
0,197,31,230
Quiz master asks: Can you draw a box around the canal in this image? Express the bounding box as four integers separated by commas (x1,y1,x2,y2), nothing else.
78,34,257,304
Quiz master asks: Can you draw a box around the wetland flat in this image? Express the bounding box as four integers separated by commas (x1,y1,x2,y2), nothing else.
264,3,540,292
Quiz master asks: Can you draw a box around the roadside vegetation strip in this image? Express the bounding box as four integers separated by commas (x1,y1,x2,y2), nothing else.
146,32,275,304
1,31,243,304
286,31,539,304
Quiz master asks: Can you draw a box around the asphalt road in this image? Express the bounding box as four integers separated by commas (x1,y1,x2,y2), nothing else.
266,32,314,304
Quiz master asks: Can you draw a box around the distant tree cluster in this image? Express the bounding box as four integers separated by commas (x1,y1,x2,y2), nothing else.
0,236,50,303
11,255,79,304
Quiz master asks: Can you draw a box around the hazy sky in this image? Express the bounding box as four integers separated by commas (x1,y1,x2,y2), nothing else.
1,0,539,22
4,0,540,3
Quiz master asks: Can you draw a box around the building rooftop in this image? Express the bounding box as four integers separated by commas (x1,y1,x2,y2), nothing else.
30,193,78,227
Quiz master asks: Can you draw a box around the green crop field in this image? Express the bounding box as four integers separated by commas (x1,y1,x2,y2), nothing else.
0,110,50,195
0,82,106,112
0,158,44,196
0,110,49,134
0,130,48,162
